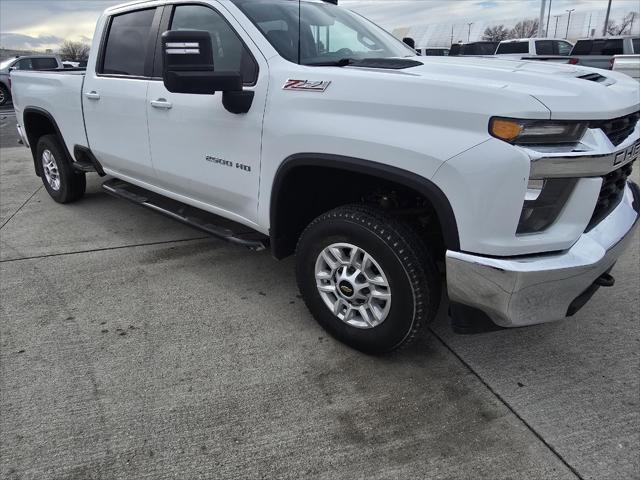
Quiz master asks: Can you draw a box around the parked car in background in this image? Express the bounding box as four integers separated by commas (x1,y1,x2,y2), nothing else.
0,55,63,106
525,36,640,70
448,41,497,56
612,54,640,82
416,47,449,56
495,38,573,59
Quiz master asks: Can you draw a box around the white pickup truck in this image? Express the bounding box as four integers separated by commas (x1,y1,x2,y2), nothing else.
10,0,640,353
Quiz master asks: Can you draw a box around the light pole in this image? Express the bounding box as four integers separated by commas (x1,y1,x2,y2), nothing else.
467,22,473,42
553,15,561,37
603,0,613,36
545,0,553,36
538,0,547,37
565,9,575,39
451,25,454,46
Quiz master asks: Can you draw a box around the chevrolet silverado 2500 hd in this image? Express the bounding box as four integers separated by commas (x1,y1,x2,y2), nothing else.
10,0,640,353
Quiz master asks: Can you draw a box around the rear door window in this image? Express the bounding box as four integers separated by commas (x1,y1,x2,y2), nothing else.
101,8,156,76
31,58,58,69
496,42,528,54
633,38,640,53
535,41,554,55
555,41,573,55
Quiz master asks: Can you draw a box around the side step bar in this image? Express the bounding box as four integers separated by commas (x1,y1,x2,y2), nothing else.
102,179,268,251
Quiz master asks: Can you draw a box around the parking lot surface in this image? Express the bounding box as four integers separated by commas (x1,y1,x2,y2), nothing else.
0,114,638,479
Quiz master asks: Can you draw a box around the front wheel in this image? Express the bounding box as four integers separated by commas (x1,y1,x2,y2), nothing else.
296,205,441,354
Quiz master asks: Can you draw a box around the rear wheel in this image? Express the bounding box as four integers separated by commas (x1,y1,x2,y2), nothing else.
296,205,441,354
37,134,86,203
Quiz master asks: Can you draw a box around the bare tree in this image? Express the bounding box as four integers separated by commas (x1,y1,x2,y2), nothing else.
59,40,90,62
511,18,540,38
607,12,638,35
482,25,513,42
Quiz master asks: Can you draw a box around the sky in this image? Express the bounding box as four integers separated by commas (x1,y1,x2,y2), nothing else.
0,0,638,51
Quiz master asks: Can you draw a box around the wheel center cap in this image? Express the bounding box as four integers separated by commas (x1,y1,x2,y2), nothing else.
338,281,354,298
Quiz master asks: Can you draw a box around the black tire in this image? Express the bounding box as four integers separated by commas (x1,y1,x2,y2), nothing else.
0,83,9,107
36,134,86,203
296,204,441,354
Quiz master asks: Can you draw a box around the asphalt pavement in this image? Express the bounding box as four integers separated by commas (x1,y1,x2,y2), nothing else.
0,112,638,479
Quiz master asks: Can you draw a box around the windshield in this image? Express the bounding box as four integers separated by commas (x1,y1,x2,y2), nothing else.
0,58,17,70
233,0,414,65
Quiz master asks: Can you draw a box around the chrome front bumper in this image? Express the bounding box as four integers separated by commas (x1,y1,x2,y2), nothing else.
446,181,640,327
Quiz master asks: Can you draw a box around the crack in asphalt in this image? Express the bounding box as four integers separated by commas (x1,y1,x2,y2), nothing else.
0,236,211,263
429,326,584,480
0,185,43,230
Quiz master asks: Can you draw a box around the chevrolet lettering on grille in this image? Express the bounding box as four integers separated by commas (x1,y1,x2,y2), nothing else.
614,141,640,166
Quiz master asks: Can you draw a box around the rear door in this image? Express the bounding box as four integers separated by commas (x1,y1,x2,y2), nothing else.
146,2,267,224
83,6,162,183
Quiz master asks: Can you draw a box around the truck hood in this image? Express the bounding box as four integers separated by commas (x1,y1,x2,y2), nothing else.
401,57,640,120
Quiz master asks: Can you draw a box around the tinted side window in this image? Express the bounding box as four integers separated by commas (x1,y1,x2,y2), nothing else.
170,5,258,85
600,39,623,55
535,41,553,55
556,41,572,55
102,8,156,76
32,58,58,69
633,38,640,54
16,59,33,70
496,42,529,54
571,40,592,55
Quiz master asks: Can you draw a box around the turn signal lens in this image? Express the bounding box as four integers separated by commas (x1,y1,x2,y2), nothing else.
490,118,523,141
489,117,588,145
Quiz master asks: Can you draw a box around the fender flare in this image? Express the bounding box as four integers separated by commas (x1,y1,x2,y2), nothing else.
22,106,73,176
270,153,460,253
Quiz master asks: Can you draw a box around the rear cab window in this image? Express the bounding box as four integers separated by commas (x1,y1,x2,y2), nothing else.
100,8,157,77
496,42,529,54
632,38,639,54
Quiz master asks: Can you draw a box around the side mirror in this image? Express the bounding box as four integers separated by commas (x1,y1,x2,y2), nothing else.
161,30,254,113
402,37,416,49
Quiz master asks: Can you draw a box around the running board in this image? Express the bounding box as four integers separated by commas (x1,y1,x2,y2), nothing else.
102,179,268,251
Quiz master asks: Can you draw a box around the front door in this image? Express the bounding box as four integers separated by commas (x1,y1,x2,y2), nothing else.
147,3,267,225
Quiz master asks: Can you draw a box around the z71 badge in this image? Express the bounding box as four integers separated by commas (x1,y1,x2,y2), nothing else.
283,79,331,92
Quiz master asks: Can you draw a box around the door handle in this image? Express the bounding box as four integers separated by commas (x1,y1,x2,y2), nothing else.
151,99,172,110
84,91,100,100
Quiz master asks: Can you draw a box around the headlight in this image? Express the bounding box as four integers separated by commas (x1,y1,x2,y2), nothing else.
490,117,588,145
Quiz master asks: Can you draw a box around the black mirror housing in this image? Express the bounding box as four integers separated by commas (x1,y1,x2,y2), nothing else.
161,30,254,114
161,30,242,95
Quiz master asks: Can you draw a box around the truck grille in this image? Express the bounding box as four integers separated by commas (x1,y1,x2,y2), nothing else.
590,111,640,146
586,161,634,231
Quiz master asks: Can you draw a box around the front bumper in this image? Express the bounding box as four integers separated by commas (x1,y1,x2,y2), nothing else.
446,181,640,327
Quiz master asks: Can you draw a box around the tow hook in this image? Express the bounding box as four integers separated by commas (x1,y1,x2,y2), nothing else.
594,272,615,288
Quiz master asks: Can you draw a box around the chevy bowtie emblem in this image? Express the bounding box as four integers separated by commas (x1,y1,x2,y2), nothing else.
340,284,353,295
283,79,331,92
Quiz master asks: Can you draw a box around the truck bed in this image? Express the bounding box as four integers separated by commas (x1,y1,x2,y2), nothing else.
10,70,89,155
